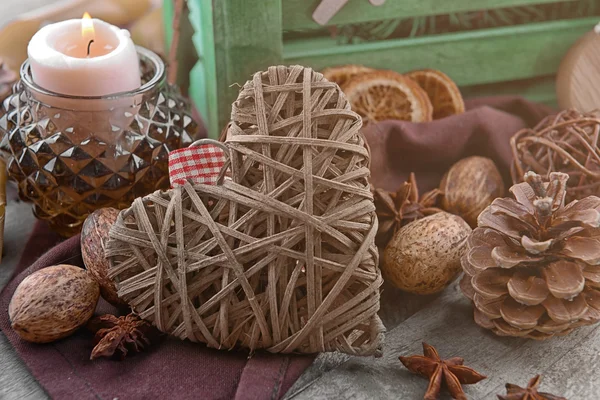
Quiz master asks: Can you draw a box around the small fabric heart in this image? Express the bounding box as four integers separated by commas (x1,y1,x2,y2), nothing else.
168,143,226,187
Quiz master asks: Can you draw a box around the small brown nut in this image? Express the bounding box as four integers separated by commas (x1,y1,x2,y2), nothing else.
81,207,125,307
440,156,505,227
382,212,471,295
9,265,100,343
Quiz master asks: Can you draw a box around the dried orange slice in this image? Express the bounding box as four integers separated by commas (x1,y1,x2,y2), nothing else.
321,65,375,88
343,70,433,123
406,69,465,119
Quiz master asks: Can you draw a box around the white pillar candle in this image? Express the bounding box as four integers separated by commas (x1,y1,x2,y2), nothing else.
27,14,141,97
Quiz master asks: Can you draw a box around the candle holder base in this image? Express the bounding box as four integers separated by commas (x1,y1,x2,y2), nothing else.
0,48,201,236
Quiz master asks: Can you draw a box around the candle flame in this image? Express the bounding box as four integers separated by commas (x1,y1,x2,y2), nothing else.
82,12,94,39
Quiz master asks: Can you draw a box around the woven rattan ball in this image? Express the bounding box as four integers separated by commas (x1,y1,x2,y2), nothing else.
511,109,600,202
106,65,384,356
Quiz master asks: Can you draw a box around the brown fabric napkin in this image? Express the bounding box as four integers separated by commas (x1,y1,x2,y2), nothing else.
367,96,552,192
0,222,314,400
0,96,552,400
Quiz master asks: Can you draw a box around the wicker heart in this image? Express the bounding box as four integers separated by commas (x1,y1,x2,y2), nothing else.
106,65,384,355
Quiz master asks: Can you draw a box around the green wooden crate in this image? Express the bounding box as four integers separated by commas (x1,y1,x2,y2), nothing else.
164,0,598,138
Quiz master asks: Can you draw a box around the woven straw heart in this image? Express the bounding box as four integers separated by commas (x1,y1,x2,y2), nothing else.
106,65,384,355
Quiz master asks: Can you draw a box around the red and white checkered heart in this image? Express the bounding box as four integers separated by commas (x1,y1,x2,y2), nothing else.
168,143,227,187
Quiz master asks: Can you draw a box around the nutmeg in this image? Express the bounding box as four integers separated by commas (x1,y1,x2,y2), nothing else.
81,207,125,307
382,212,471,294
440,156,504,227
9,265,100,343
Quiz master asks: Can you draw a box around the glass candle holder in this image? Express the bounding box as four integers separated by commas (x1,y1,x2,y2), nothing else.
0,47,200,236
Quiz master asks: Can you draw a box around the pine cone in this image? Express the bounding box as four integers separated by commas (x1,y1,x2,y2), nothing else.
461,171,600,339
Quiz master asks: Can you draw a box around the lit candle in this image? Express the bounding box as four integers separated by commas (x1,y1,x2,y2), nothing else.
27,13,141,97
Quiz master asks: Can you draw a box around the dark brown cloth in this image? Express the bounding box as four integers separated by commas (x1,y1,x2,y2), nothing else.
0,222,314,400
0,96,552,400
367,96,552,192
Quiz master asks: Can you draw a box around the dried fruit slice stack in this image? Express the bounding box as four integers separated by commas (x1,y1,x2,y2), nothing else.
322,64,465,123
406,69,465,120
321,64,375,89
460,171,600,339
343,70,433,123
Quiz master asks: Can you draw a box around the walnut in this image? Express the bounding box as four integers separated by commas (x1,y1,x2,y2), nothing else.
440,156,505,227
382,212,471,294
9,265,99,343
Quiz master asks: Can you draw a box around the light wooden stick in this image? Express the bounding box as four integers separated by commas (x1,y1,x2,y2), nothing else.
312,0,349,26
167,0,185,85
0,158,6,263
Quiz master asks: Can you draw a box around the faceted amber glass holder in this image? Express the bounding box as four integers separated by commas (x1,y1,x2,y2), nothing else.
0,48,200,236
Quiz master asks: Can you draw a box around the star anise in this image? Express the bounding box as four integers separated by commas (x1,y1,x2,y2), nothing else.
87,313,157,360
0,59,17,100
373,172,442,246
399,342,486,400
498,375,566,400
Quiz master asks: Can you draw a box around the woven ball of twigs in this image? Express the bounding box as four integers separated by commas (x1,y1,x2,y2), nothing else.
105,65,385,356
511,109,600,202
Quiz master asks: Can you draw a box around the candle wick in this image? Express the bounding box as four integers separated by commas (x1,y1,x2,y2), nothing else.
86,40,94,57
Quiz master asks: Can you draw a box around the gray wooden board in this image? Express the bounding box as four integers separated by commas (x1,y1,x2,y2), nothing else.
1,0,56,397
283,282,440,400
3,178,600,400
0,186,47,400
284,282,600,400
1,0,61,397
0,224,434,400
0,0,433,398
3,2,600,399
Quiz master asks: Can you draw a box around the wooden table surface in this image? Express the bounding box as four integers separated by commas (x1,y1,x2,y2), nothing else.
1,4,59,400
2,2,600,399
285,282,600,400
0,191,45,400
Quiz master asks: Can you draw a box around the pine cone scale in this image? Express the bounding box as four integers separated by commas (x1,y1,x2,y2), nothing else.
559,196,600,215
534,318,570,334
555,208,600,228
473,308,495,329
523,237,555,255
461,172,600,339
473,294,502,319
584,290,600,316
542,293,588,323
506,270,548,306
493,319,533,337
470,269,511,299
478,209,536,242
489,197,534,223
461,254,480,277
541,260,585,299
582,266,600,286
459,274,475,300
500,297,545,329
491,246,543,268
509,183,537,214
468,228,505,248
562,237,600,264
464,247,496,273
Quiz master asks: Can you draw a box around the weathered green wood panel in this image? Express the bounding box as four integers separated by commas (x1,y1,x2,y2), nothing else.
194,0,284,138
283,17,595,87
283,0,575,31
188,0,216,135
461,76,557,106
163,0,174,54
